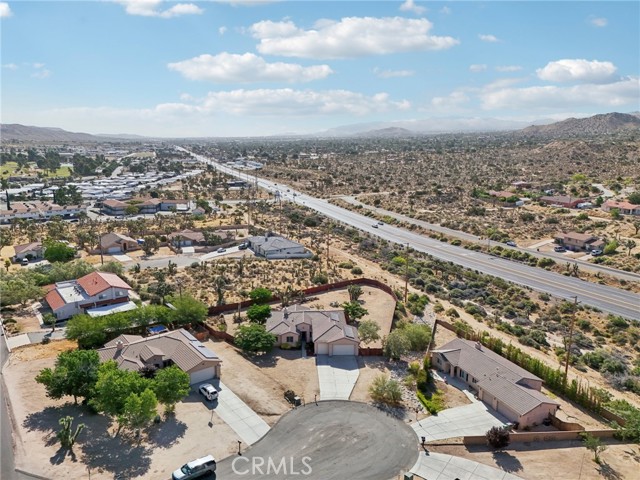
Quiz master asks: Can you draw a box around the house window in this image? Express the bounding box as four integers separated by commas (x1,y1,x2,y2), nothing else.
98,294,105,300
286,336,294,343
459,368,466,378
436,357,441,365
116,291,123,296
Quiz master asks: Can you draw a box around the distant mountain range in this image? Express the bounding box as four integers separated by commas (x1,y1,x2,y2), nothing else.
2,112,639,143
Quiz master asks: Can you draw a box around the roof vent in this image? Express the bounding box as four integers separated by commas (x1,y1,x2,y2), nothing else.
475,341,482,350
116,340,123,350
283,307,289,319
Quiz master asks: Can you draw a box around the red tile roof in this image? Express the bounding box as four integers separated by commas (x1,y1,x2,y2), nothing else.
77,272,132,297
45,289,66,311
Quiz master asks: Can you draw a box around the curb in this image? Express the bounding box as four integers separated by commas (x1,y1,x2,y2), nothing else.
15,469,52,480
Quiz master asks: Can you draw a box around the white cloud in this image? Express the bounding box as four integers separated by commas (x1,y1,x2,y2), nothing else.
399,0,426,15
478,34,499,43
440,6,451,15
114,1,203,18
373,67,414,78
250,16,459,59
168,52,333,83
0,2,11,18
431,90,469,108
33,62,46,69
495,65,522,72
589,16,608,27
215,0,279,6
2,63,18,70
218,26,227,35
469,64,487,72
31,69,51,79
481,77,639,110
536,59,617,84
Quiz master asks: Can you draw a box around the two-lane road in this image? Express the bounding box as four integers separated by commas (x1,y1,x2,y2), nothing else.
181,148,640,320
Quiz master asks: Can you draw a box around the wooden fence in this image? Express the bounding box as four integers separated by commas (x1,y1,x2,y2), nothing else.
203,324,235,344
359,347,384,356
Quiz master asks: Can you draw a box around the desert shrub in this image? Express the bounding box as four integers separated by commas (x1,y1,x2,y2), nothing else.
350,266,363,275
486,426,510,449
369,375,402,405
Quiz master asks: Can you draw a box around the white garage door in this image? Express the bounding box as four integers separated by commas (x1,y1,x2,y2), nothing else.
316,343,329,355
189,367,216,385
332,344,356,356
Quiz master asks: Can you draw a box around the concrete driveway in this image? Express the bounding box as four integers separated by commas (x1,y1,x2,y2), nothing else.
411,452,524,480
412,402,509,443
209,380,270,446
316,355,359,400
215,401,417,480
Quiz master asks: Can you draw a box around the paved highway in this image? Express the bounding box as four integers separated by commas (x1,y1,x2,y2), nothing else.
180,148,640,321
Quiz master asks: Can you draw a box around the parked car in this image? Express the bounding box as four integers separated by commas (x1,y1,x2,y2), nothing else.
378,221,384,225
21,258,29,266
372,224,378,228
199,383,218,401
172,455,216,480
590,249,603,256
554,245,566,252
505,241,517,247
216,247,226,253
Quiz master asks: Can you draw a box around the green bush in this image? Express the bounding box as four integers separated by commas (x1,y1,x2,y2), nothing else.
416,389,445,414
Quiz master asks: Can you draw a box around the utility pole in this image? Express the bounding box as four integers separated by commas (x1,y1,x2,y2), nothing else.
563,296,579,387
404,243,410,304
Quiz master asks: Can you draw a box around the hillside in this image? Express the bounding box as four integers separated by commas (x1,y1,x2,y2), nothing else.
517,112,640,138
0,124,137,143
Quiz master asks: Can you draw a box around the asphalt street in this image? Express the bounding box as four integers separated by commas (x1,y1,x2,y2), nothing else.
214,401,418,480
182,148,640,321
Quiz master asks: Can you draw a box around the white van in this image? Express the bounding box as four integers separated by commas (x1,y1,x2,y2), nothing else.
172,455,216,480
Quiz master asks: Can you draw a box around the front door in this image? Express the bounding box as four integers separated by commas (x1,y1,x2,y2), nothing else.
300,331,307,342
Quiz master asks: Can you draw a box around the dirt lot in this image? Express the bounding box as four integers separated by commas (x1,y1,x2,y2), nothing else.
206,338,316,420
431,441,639,480
2,340,278,479
1,302,43,335
351,356,389,403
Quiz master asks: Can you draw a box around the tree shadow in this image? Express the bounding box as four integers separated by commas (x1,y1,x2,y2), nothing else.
80,429,152,478
596,462,623,480
146,415,187,449
50,446,77,465
492,450,523,473
623,448,640,463
23,404,80,434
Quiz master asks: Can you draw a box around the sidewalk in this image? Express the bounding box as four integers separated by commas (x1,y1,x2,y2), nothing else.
411,451,524,480
5,329,66,350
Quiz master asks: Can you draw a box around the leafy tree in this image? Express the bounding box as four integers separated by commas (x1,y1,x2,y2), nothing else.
168,294,207,326
358,320,381,346
603,240,618,255
342,301,368,322
403,323,432,352
141,236,159,256
369,375,402,405
0,273,43,306
610,208,621,220
627,192,640,204
581,432,607,463
347,284,363,302
91,361,151,419
125,204,140,216
65,314,107,349
383,329,411,360
248,287,272,304
234,324,276,353
152,365,190,413
35,350,100,404
118,389,158,433
100,261,125,276
43,312,57,332
246,304,272,324
44,241,76,263
486,426,510,449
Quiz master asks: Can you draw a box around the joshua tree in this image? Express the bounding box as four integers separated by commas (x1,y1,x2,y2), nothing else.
57,416,85,452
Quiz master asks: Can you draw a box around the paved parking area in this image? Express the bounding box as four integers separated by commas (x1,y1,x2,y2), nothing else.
211,380,270,445
411,452,523,480
316,355,359,400
412,402,509,443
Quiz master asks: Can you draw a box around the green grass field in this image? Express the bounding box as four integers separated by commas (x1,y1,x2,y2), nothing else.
1,162,72,179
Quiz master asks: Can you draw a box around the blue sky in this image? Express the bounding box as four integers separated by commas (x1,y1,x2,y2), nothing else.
1,1,638,137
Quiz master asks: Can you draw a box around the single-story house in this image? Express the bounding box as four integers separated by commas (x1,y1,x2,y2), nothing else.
97,329,221,385
248,235,312,259
602,200,640,216
554,232,605,252
511,181,532,190
539,196,586,209
168,229,205,247
45,271,133,320
13,241,44,261
99,233,140,254
431,338,559,428
266,305,359,356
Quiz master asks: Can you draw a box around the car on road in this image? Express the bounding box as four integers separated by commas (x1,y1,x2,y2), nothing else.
554,245,566,252
237,242,248,250
590,249,603,256
115,215,124,220
378,221,384,225
216,247,226,254
172,455,216,480
505,241,517,247
199,383,218,401
372,224,378,228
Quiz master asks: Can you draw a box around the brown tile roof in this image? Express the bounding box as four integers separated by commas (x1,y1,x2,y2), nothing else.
604,200,640,210
45,289,66,311
103,199,127,208
540,196,585,205
266,305,358,344
77,271,132,297
167,229,205,242
556,231,596,242
477,375,559,416
100,232,137,249
98,329,220,374
14,242,42,255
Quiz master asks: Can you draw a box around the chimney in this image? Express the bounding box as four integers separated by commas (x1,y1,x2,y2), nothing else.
116,340,123,351
283,307,289,320
475,341,482,351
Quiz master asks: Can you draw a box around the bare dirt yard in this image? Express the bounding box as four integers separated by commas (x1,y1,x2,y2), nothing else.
431,441,639,480
2,340,262,479
207,338,316,420
350,356,389,403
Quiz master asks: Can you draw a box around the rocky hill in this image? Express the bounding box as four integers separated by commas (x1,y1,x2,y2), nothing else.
0,124,138,143
517,112,640,138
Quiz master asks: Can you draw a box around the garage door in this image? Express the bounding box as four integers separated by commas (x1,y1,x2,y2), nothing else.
332,344,356,356
189,367,216,385
316,343,329,355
